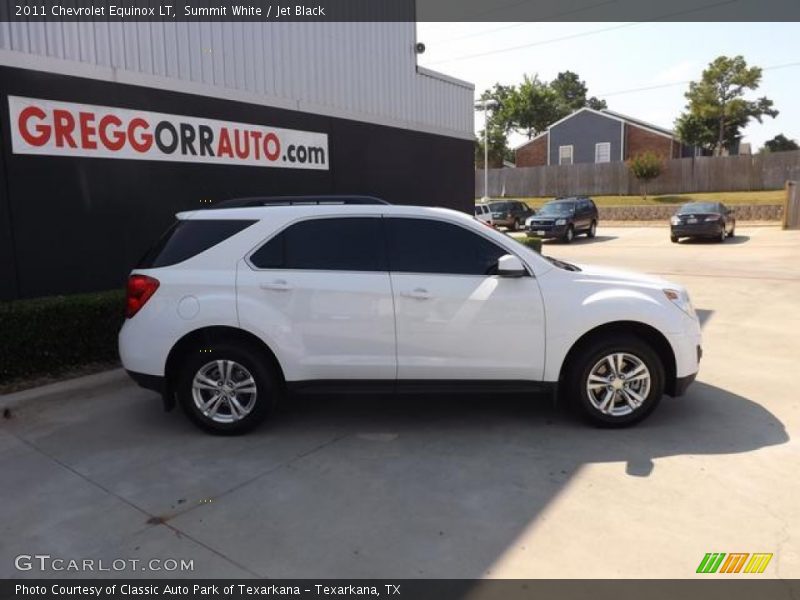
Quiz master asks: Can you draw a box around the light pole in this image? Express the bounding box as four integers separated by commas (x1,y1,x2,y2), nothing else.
475,98,498,201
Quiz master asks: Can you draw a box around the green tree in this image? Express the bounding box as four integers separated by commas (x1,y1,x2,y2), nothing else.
676,55,778,155
762,134,799,153
478,71,607,142
550,71,607,114
627,152,663,200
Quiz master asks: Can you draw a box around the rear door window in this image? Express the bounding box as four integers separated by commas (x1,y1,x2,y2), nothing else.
138,219,257,268
249,217,386,272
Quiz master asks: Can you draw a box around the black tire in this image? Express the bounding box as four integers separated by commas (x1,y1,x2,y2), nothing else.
587,220,597,238
563,335,664,428
728,224,735,238
511,218,520,232
177,341,281,435
670,234,679,243
563,225,575,244
718,227,726,243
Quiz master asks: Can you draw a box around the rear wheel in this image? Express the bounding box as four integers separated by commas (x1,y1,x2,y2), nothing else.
177,342,280,434
564,335,664,427
563,225,575,244
728,223,736,238
587,220,597,238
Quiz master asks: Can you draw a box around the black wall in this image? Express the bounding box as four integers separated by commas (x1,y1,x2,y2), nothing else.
0,66,473,300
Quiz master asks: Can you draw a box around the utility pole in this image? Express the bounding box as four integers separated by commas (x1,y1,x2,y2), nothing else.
475,99,498,201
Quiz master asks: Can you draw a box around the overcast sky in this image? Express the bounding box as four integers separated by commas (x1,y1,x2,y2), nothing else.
416,22,800,151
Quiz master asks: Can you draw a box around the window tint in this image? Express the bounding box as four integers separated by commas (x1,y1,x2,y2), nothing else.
138,219,257,268
249,217,386,271
386,218,507,276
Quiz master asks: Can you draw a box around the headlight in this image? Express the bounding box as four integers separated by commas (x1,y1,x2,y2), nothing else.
663,288,696,319
704,215,720,222
670,216,680,226
555,218,567,225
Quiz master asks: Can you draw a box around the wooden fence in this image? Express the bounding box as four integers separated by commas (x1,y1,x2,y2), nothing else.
476,150,800,198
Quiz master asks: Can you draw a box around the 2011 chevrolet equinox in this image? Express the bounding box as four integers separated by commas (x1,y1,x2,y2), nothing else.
119,196,702,434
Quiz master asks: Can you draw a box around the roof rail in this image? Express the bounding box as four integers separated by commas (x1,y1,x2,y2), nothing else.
212,195,391,208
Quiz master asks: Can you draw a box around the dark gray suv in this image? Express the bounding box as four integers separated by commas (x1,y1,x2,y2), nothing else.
526,196,599,243
487,200,535,231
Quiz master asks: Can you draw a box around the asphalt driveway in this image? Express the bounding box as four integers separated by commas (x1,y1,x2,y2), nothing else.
1,225,798,579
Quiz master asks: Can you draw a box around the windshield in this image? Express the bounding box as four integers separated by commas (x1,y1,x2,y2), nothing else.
536,201,575,216
488,202,512,211
679,202,718,214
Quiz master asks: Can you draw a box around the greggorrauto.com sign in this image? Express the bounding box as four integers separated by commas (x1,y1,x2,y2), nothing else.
8,96,329,170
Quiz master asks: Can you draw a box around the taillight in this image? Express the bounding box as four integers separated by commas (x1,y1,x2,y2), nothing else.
126,275,160,318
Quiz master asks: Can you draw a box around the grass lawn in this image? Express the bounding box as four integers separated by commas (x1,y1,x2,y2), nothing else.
479,190,785,208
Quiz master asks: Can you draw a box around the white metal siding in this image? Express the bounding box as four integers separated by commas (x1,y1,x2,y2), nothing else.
0,21,473,139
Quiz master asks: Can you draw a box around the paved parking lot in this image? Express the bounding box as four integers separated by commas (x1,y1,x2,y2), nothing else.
1,225,799,579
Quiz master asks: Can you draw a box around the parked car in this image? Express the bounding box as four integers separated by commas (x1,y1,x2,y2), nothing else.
487,200,535,231
670,202,736,243
474,203,494,226
120,195,701,434
526,196,598,243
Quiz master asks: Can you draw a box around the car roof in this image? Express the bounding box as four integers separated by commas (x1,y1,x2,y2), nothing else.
212,195,389,208
177,203,476,222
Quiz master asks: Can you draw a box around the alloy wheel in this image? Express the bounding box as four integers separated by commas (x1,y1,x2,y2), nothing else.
585,352,651,417
191,360,258,424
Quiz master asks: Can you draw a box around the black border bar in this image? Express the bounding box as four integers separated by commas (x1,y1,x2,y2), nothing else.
2,0,800,22
4,580,800,600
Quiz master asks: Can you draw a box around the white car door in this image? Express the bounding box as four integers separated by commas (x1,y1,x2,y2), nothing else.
236,216,396,382
386,216,546,381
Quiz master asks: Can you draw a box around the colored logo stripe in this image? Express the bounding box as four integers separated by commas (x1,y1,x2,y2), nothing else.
697,553,773,574
697,553,726,573
720,553,749,573
744,553,773,573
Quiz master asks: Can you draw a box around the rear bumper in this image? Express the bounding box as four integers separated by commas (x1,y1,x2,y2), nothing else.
126,370,165,394
671,223,723,237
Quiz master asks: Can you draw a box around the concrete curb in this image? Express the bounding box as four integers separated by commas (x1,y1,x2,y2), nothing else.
0,368,128,411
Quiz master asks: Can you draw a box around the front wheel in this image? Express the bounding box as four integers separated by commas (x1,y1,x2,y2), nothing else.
563,225,575,243
177,342,280,434
564,335,664,427
718,228,727,243
511,218,520,232
670,234,679,243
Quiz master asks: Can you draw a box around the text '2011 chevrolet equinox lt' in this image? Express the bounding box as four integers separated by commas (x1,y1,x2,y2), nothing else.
120,196,702,434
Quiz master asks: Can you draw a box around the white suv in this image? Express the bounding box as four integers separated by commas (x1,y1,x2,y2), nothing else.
119,196,702,434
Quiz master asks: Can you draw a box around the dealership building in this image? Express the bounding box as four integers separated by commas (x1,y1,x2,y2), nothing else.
0,18,474,300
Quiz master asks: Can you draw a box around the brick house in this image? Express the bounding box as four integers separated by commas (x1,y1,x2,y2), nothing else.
515,108,695,167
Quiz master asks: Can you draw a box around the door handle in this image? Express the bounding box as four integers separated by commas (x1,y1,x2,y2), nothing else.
260,279,291,292
401,287,431,300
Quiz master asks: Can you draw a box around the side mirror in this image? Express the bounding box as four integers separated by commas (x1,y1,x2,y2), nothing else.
497,254,526,277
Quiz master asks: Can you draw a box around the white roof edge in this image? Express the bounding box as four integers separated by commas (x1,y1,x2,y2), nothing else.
416,65,475,90
526,106,678,142
601,109,677,139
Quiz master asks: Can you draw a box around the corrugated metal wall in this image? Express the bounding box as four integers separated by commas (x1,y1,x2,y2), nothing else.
0,21,473,139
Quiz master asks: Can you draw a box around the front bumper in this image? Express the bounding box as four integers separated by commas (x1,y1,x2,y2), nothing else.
527,224,568,239
671,222,723,238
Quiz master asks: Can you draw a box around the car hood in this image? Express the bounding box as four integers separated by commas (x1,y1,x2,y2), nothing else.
569,262,676,290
